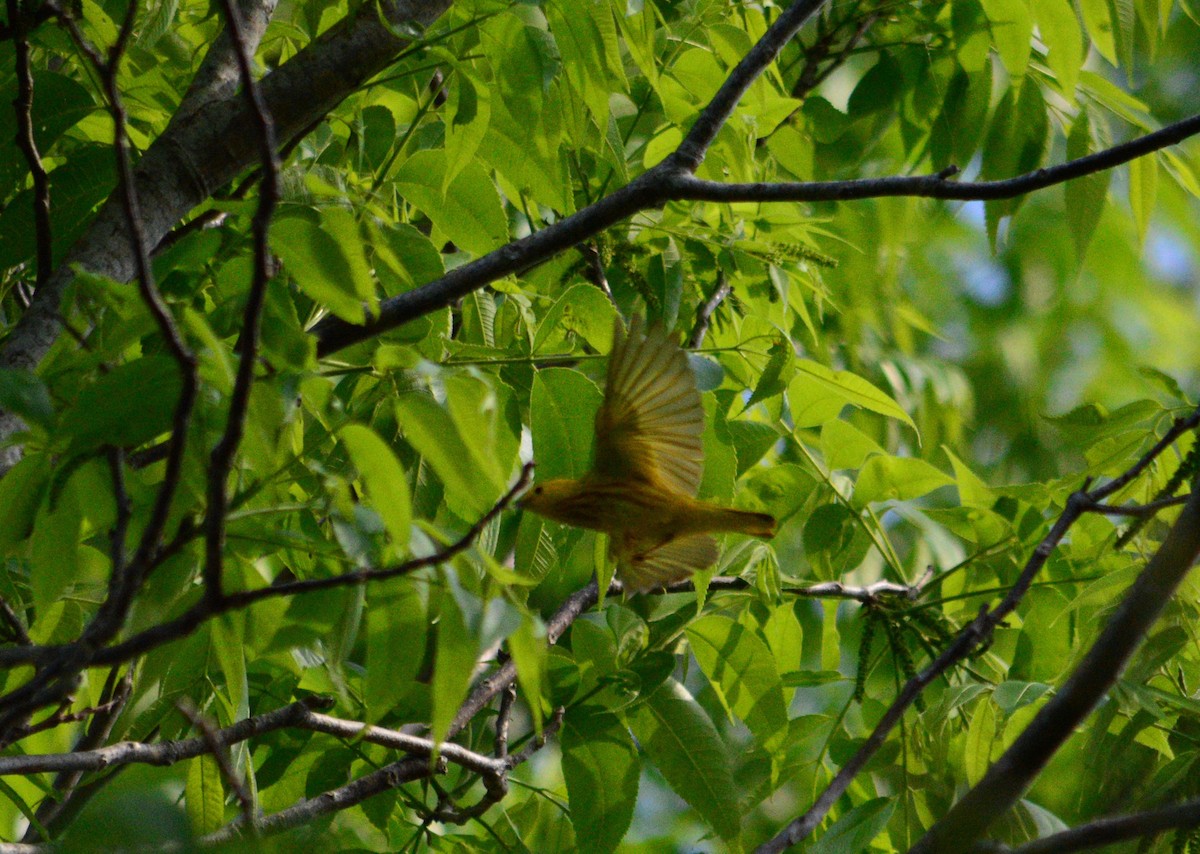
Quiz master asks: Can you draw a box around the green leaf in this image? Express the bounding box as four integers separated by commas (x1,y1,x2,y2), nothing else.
820,419,884,471
444,373,520,501
339,425,412,553
965,696,998,785
1079,0,1117,64
30,487,82,615
1129,154,1157,246
0,454,50,552
1064,109,1109,263
530,368,603,481
745,339,794,408
561,708,639,853
509,615,549,731
686,614,788,749
57,357,182,453
271,212,369,323
546,1,625,128
980,0,1033,79
0,369,53,429
982,80,1048,242
366,584,426,723
372,220,445,294
952,0,992,72
444,67,493,192
533,284,618,354
395,390,504,518
1035,0,1083,96
852,456,955,506
394,150,508,255
0,72,95,195
430,584,478,744
788,360,917,434
811,798,896,854
631,679,741,841
185,756,226,835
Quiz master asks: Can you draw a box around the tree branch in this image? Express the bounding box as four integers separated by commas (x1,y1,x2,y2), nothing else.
202,0,282,605
0,0,453,469
688,272,732,349
672,112,1200,204
995,796,1200,854
0,463,535,672
311,104,1200,360
757,406,1200,854
912,472,1200,852
6,0,53,287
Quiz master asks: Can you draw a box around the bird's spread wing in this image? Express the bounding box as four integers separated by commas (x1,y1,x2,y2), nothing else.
617,534,719,593
593,315,704,495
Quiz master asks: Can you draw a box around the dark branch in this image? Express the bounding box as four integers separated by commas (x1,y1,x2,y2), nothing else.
912,472,1200,852
673,113,1200,204
996,797,1200,854
688,272,732,348
6,0,53,286
203,0,282,605
757,406,1200,854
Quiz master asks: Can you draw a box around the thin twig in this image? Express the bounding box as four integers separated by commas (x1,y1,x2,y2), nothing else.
1089,494,1190,517
688,272,732,348
578,243,617,306
0,698,330,775
177,700,258,833
0,596,30,646
203,0,281,605
0,463,536,671
198,706,562,843
995,796,1200,854
757,406,1200,854
7,0,53,286
23,668,132,842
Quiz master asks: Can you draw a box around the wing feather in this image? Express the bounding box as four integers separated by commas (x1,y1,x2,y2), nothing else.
618,535,720,593
593,316,705,495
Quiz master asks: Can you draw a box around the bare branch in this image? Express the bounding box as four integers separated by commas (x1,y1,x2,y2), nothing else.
688,273,732,349
0,595,29,646
313,109,1200,360
1089,494,1190,517
203,0,282,605
6,0,53,286
673,0,828,168
673,113,1200,205
757,406,1200,854
23,668,132,843
198,706,562,843
912,473,1200,852
0,699,328,776
996,797,1200,854
177,701,257,832
0,464,536,672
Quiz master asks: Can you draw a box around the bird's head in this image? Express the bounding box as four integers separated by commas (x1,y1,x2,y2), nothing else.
518,478,582,523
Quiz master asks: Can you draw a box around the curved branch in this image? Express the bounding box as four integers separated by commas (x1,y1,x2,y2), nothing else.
999,797,1200,854
312,105,1200,359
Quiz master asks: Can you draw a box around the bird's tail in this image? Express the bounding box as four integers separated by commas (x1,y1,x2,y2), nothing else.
712,507,777,538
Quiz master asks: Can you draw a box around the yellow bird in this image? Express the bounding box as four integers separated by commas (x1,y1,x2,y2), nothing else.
521,315,776,592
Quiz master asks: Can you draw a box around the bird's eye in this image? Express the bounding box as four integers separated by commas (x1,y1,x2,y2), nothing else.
534,486,543,494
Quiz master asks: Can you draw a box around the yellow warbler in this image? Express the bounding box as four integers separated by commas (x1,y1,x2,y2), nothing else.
521,315,776,592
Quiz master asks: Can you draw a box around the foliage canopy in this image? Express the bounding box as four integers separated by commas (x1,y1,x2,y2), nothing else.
1,0,1200,851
